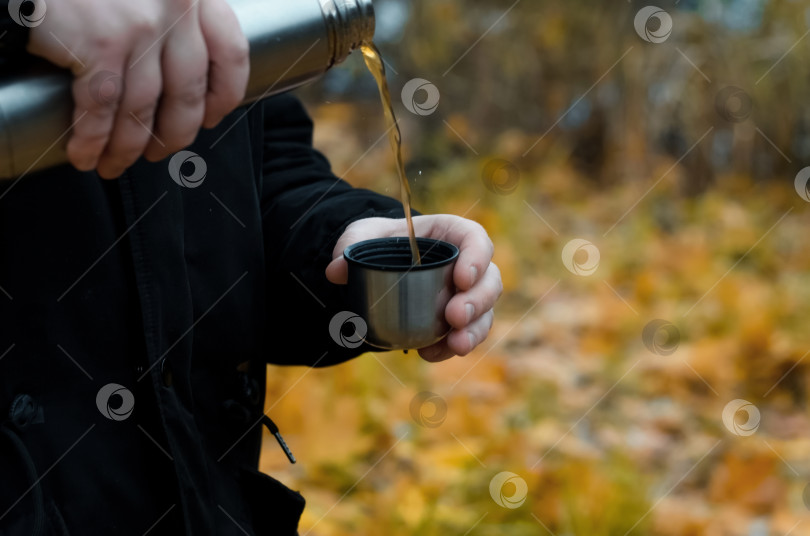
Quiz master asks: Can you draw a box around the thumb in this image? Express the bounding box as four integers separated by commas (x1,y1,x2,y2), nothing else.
325,217,402,285
325,256,349,285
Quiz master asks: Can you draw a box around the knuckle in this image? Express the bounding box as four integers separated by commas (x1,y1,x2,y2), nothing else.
177,76,208,108
83,70,126,109
227,36,250,66
131,14,160,37
89,35,118,52
84,97,119,114
128,103,157,126
131,78,164,106
75,130,111,148
471,221,493,246
470,219,486,234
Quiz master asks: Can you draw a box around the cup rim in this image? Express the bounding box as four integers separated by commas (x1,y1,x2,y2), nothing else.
344,236,459,272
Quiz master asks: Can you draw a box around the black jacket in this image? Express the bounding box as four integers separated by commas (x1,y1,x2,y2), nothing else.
0,88,405,534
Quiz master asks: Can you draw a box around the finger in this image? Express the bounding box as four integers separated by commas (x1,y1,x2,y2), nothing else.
66,61,127,172
198,0,250,128
444,262,503,329
325,257,348,285
418,309,495,361
96,47,163,179
413,216,494,291
444,310,495,356
417,340,455,363
144,11,208,161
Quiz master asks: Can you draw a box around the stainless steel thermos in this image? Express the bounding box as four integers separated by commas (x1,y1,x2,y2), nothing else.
0,0,375,178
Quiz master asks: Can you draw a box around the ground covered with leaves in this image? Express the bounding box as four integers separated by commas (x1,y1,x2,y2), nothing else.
261,126,810,534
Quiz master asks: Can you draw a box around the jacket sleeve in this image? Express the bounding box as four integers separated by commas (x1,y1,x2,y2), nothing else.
259,94,407,367
0,1,31,71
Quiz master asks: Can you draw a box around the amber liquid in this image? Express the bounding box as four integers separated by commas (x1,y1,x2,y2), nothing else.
360,43,422,265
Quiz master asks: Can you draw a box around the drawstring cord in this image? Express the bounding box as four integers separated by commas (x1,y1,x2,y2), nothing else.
223,399,296,464
260,415,296,464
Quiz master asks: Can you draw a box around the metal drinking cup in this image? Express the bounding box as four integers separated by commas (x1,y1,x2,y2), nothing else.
344,237,459,350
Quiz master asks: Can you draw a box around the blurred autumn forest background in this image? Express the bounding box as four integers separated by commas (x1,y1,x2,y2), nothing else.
261,1,810,534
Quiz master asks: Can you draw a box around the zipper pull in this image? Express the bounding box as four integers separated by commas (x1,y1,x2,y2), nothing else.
261,415,296,464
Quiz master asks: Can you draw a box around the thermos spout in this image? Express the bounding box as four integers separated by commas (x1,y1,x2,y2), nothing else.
0,0,375,179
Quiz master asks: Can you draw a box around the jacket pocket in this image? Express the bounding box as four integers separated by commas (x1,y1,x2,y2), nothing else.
238,467,305,536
